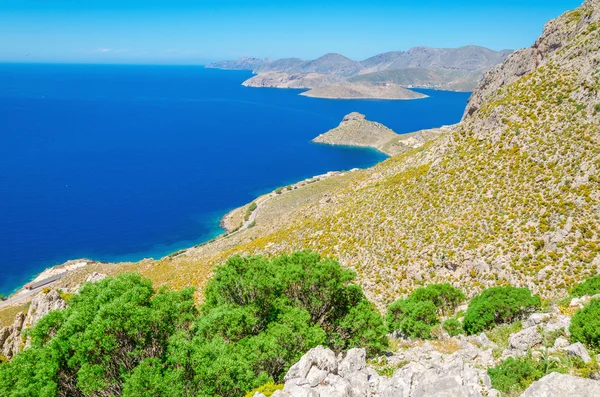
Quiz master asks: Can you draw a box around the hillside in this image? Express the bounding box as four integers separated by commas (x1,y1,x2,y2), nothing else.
359,46,513,74
3,0,599,319
169,0,600,309
349,67,486,91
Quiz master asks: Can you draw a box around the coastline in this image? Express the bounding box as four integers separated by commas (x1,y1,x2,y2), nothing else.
1,168,363,304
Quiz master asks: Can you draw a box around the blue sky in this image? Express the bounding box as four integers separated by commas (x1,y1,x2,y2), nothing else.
0,0,583,64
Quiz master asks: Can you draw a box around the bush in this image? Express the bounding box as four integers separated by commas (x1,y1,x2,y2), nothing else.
410,284,465,315
387,299,438,339
387,284,465,339
488,356,544,395
570,298,600,349
462,286,541,335
0,252,387,397
442,318,463,337
244,381,283,397
571,275,600,297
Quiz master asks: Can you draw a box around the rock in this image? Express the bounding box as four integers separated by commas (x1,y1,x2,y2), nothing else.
566,342,592,364
285,346,338,381
508,326,542,351
553,337,570,349
520,372,600,396
85,272,107,284
0,289,67,358
523,313,551,328
280,343,499,397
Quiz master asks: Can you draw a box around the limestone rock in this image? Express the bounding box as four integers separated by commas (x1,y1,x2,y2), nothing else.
508,326,542,352
520,372,600,397
85,272,107,284
278,344,499,397
0,289,67,358
566,342,592,364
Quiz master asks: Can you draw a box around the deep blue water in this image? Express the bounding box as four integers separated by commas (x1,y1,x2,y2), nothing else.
0,63,470,294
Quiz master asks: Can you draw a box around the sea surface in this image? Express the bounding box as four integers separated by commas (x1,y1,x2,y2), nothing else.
0,63,470,294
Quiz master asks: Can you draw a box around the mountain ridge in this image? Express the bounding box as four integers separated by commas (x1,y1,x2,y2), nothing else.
207,46,513,93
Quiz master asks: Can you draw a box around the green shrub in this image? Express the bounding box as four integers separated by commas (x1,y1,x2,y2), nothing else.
571,275,600,297
0,252,387,397
274,187,283,194
594,103,600,112
387,284,465,339
463,286,541,335
442,318,463,337
244,202,257,221
409,284,465,315
387,299,438,339
570,298,600,349
244,381,283,397
488,356,544,395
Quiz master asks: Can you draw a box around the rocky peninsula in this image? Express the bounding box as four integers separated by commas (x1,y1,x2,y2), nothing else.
312,112,450,155
300,82,427,100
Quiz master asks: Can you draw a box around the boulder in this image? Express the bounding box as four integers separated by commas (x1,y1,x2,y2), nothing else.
520,372,600,396
566,342,592,364
508,326,542,351
523,313,551,328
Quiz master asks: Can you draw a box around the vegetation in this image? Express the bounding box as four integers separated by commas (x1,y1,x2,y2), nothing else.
463,286,541,335
571,275,600,297
244,202,257,221
244,381,283,397
442,318,463,337
486,321,523,359
570,298,600,349
387,284,464,339
0,251,387,397
488,356,545,395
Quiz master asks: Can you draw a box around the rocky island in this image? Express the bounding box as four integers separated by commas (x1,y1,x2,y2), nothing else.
313,112,449,155
300,82,427,100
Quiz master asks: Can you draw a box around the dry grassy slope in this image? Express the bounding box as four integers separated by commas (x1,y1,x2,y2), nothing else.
34,0,600,310
183,0,600,308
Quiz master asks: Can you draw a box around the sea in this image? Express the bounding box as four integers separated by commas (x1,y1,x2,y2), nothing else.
0,63,470,294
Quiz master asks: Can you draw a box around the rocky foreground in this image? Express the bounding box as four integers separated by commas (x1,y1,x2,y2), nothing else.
259,303,600,397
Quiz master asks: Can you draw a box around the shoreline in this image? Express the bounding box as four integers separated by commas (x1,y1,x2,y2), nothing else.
1,168,362,304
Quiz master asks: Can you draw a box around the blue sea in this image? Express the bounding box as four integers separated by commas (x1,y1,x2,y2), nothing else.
0,63,470,294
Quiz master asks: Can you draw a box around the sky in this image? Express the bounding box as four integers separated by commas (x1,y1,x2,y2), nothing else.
0,0,584,64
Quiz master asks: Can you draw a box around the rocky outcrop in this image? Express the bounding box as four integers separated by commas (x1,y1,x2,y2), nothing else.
300,83,426,100
520,372,600,396
464,0,600,118
0,289,66,358
312,112,449,156
271,345,499,397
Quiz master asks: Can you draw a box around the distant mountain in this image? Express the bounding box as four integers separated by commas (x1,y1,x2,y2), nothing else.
207,46,512,93
359,46,513,74
349,67,485,91
205,57,273,71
